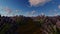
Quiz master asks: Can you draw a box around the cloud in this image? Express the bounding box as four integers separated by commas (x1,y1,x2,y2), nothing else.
2,7,23,16
40,12,45,16
27,10,36,16
58,5,60,9
15,9,22,12
29,0,51,7
15,9,20,12
54,13,59,16
3,7,12,14
27,12,31,16
1,7,13,16
31,10,36,15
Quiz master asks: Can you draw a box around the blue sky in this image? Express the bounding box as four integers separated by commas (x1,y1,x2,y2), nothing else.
0,0,60,16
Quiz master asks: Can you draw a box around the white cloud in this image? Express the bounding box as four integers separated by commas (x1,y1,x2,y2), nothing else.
15,9,22,12
27,10,36,16
29,0,51,7
16,10,19,12
2,7,23,16
31,10,36,15
40,12,45,16
58,5,60,9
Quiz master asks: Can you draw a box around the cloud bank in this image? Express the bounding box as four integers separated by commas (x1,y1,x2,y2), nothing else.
29,0,51,7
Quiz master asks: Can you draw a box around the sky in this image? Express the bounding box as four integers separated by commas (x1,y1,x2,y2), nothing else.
0,0,60,17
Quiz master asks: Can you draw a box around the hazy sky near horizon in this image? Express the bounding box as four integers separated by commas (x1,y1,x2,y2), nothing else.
0,0,60,16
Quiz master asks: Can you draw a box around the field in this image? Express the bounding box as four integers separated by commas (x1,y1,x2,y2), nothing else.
0,15,59,34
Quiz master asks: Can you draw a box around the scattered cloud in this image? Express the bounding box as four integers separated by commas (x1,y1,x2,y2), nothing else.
2,7,23,16
15,9,22,12
31,10,36,15
40,12,45,16
27,10,36,16
3,7,12,14
16,10,19,12
29,0,51,7
2,7,17,16
27,12,31,16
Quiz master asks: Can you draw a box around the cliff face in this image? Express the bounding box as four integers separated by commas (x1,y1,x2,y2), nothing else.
0,15,59,34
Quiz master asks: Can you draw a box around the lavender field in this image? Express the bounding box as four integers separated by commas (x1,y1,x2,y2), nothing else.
0,15,59,34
